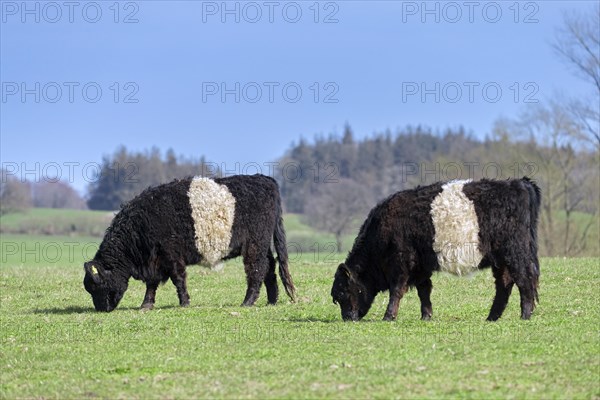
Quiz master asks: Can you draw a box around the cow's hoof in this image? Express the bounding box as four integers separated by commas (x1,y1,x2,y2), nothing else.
180,301,190,307
421,314,432,321
383,315,396,322
267,296,278,305
140,303,154,311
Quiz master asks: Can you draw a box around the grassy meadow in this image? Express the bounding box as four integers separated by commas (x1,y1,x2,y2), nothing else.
0,208,113,237
0,211,599,399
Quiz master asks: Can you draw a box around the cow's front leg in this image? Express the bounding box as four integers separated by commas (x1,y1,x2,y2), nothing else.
141,281,159,310
383,276,409,321
416,278,433,320
170,269,190,307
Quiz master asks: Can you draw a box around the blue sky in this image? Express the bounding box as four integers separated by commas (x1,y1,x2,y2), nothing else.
1,1,595,193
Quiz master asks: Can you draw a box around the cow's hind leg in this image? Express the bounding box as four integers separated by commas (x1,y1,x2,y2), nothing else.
513,267,536,320
241,247,269,306
141,281,159,310
504,254,537,320
170,262,190,307
416,278,433,320
487,265,514,321
264,250,279,305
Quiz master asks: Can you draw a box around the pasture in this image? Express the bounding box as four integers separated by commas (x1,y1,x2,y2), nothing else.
1,233,598,399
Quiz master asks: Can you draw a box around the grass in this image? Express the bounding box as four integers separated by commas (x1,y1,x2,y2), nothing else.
0,208,113,237
0,210,358,254
283,214,355,254
1,234,599,399
553,210,600,256
1,208,597,255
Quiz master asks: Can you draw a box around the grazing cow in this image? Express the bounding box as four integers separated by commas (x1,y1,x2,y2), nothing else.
84,174,296,312
331,178,541,322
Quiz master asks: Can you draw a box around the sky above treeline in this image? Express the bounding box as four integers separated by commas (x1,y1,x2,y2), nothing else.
1,1,595,193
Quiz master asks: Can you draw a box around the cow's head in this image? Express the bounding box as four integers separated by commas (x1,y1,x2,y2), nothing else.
331,263,375,321
83,261,127,312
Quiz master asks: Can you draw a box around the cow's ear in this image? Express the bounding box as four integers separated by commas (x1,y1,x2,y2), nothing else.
348,265,361,283
84,262,104,285
338,263,351,278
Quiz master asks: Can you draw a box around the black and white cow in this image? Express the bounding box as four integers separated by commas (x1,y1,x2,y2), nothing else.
84,174,296,312
331,177,541,321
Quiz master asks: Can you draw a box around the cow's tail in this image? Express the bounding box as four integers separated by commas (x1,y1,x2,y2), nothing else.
522,176,541,303
273,191,296,302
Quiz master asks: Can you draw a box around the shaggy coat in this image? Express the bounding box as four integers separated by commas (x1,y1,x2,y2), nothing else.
84,174,296,312
331,177,541,321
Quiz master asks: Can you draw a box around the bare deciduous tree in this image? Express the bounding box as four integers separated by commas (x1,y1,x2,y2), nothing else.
303,179,373,252
0,170,32,215
517,102,598,256
32,181,86,209
553,5,600,150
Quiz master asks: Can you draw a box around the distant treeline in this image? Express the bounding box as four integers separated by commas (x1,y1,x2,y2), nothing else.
86,147,218,210
0,147,218,214
0,176,86,213
1,124,598,256
278,125,503,213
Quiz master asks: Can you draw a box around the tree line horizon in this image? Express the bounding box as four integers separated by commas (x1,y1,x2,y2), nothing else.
1,122,598,257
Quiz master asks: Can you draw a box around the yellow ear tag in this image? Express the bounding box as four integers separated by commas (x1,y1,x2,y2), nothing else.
91,265,98,275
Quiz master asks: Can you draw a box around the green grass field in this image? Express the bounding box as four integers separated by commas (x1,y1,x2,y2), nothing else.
0,208,113,237
0,210,358,254
1,234,599,399
2,207,597,256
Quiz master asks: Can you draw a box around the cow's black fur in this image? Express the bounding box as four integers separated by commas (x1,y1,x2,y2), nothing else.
331,177,541,322
84,174,296,312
